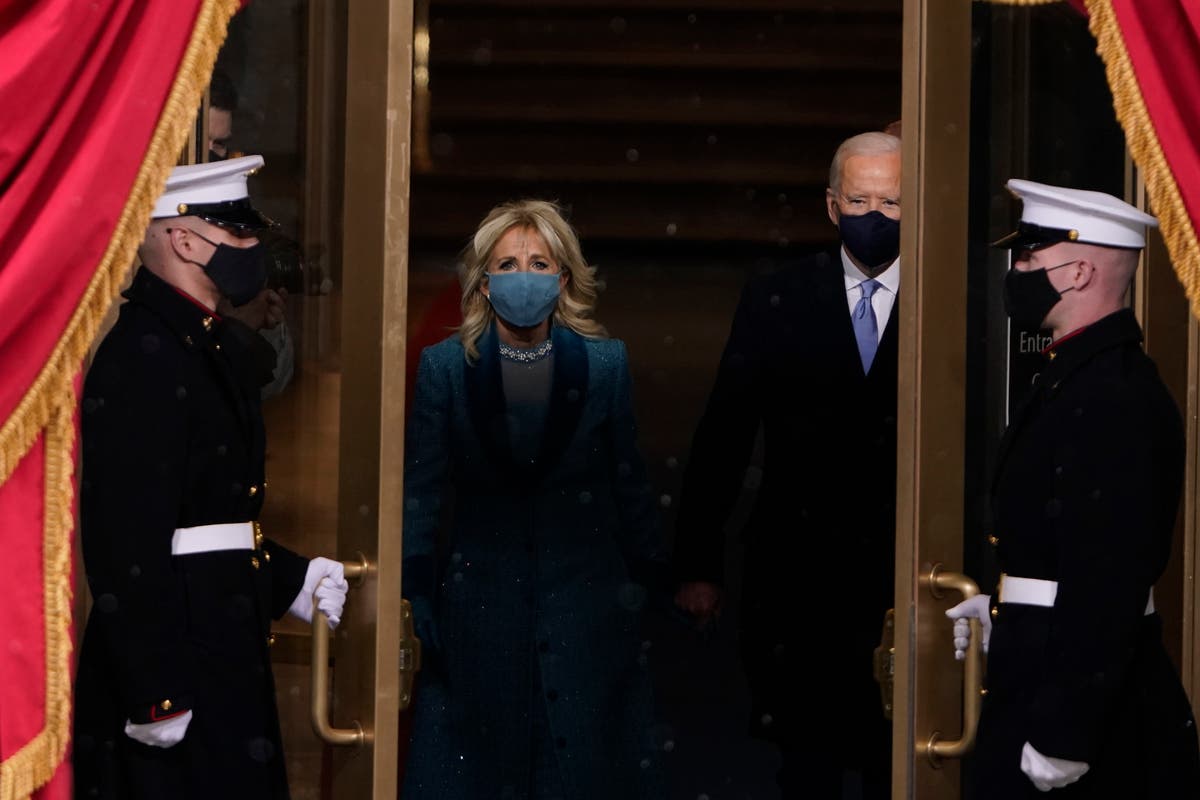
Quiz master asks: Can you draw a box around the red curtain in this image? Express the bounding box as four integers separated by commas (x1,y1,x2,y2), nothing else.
0,1,241,796
1085,0,1200,317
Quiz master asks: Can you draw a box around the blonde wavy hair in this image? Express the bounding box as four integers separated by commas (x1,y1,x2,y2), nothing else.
458,199,607,362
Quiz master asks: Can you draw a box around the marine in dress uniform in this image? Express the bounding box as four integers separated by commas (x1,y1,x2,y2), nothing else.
948,180,1200,798
73,157,349,799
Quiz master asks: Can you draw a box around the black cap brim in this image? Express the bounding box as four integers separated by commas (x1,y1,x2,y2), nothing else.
991,221,1078,251
180,198,276,232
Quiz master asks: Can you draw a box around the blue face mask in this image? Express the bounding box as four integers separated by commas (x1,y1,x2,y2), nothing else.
486,271,561,328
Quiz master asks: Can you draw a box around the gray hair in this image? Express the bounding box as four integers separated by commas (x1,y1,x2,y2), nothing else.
829,132,901,192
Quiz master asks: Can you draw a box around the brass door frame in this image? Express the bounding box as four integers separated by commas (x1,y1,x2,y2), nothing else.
894,0,972,797
1128,165,1200,719
1187,315,1200,713
335,0,412,795
898,6,1200,798
1131,166,1194,690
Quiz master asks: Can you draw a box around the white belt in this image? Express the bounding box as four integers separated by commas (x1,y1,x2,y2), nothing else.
999,573,1155,616
171,522,256,555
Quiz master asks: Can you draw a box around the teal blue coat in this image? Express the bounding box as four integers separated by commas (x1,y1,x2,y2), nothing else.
401,325,665,800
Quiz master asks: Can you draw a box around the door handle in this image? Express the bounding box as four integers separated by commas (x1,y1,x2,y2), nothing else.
915,563,983,767
311,554,373,746
398,598,422,711
872,609,896,719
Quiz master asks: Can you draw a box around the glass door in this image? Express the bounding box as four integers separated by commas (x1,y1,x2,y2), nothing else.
210,0,413,796
895,2,1195,798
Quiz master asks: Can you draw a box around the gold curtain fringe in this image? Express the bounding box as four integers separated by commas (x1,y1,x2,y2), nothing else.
1085,0,1200,320
0,0,241,485
0,398,75,800
0,0,243,796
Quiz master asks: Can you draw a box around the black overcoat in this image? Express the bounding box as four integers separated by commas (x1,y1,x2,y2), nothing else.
974,309,1200,798
73,268,309,800
674,248,897,764
400,326,666,800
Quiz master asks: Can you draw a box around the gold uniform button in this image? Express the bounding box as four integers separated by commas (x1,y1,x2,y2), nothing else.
248,484,258,497
202,316,213,332
990,606,999,618
214,343,222,352
267,634,276,647
251,556,260,570
987,535,999,546
161,699,172,711
263,550,271,563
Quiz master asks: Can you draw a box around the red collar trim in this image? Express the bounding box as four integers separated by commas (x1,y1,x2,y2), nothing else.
1042,324,1090,356
171,287,222,320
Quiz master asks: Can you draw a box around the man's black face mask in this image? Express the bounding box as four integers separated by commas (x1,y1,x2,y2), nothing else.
173,227,267,306
838,210,900,270
1003,259,1079,331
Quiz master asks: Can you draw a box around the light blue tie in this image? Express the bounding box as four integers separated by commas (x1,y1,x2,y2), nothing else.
853,279,880,373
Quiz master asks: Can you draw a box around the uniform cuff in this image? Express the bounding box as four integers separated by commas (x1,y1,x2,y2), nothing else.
129,696,193,725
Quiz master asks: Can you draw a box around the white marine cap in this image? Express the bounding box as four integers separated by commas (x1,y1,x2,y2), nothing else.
151,154,272,230
993,178,1158,251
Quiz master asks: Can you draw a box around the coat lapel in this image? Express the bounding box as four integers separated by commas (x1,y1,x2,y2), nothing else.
465,324,590,481
534,326,588,481
811,254,866,381
869,296,900,379
465,325,515,470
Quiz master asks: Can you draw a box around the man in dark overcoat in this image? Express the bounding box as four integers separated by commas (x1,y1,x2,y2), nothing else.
948,179,1200,797
673,131,902,798
73,156,349,799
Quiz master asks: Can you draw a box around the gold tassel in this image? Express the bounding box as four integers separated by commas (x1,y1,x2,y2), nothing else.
1085,0,1200,320
0,0,243,796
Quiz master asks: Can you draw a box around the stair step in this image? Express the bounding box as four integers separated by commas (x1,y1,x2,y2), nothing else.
434,0,899,11
429,8,900,71
418,124,862,185
429,67,899,127
411,177,836,244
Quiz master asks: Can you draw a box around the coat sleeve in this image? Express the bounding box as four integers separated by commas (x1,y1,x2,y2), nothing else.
606,340,667,587
672,279,766,585
263,538,310,619
1025,387,1184,761
80,340,195,720
401,346,452,601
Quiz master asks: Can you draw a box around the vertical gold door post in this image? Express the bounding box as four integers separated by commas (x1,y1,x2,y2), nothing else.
338,0,413,795
895,0,972,797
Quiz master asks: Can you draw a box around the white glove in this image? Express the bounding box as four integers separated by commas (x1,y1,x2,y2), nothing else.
124,709,193,748
1021,741,1089,791
289,557,350,628
945,593,992,660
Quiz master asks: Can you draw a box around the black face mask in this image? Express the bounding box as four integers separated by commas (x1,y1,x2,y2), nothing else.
178,228,267,306
1003,260,1078,331
837,210,901,270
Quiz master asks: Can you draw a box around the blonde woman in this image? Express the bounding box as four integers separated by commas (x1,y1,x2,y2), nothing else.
401,200,666,799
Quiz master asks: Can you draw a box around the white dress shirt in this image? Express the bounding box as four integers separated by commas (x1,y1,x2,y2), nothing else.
841,247,900,343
